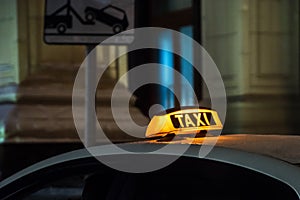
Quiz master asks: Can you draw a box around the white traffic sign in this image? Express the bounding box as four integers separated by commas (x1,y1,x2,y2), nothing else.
44,0,134,44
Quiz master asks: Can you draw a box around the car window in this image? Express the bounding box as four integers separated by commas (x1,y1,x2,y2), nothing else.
22,175,85,200
103,7,124,20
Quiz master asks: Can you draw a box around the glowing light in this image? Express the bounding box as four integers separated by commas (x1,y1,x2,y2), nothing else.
159,31,175,109
146,108,223,138
0,121,5,143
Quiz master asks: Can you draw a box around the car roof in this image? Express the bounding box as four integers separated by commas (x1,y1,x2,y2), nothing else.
141,134,300,165
1,143,300,198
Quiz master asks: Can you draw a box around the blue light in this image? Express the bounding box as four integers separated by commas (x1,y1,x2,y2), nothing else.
0,121,4,143
180,25,194,106
159,31,174,109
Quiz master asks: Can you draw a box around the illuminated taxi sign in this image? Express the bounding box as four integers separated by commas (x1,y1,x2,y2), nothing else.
171,112,212,128
146,108,222,138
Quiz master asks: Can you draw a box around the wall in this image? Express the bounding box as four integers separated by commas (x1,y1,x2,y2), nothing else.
0,0,85,85
202,0,299,96
0,0,19,86
248,0,299,94
202,0,243,96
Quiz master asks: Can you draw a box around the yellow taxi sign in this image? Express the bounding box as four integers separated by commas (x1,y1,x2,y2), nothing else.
145,108,223,138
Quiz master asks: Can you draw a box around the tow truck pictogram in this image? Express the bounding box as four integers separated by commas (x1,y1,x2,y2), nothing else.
44,0,129,34
84,5,129,33
44,0,95,34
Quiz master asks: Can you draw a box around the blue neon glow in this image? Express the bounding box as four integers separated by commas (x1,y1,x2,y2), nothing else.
159,31,174,109
0,121,4,143
180,26,194,106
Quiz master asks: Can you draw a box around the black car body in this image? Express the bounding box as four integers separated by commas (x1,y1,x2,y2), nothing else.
1,140,300,200
44,15,72,33
84,5,129,33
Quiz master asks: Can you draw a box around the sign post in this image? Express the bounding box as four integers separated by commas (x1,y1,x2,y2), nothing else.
85,45,97,146
44,0,134,146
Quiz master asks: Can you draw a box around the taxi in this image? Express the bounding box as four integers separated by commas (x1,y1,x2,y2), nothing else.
145,107,223,138
0,107,300,200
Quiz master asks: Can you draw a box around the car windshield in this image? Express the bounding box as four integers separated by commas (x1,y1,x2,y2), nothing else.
0,0,299,180
103,7,125,19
